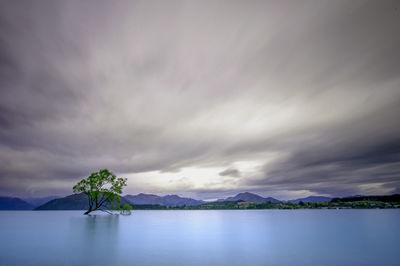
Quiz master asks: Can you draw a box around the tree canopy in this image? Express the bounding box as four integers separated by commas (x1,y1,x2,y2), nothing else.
73,169,128,215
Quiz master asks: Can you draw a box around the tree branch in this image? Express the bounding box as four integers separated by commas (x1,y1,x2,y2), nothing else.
98,193,114,208
99,209,114,215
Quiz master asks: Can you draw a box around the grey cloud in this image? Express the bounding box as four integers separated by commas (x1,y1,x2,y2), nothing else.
219,168,241,178
244,99,400,197
0,0,400,198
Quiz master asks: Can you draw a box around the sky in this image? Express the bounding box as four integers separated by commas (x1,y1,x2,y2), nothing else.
0,0,400,200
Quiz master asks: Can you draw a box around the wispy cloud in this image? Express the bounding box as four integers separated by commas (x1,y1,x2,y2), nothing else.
0,0,399,199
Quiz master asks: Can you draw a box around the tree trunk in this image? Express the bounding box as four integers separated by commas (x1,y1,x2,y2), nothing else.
84,206,93,215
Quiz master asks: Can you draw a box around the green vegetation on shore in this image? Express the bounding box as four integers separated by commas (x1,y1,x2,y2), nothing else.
131,200,400,210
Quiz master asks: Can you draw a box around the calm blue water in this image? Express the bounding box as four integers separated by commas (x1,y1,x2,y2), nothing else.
0,210,399,266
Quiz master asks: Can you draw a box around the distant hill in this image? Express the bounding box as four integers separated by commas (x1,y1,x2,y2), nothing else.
288,196,332,203
124,193,161,205
219,192,281,203
0,196,34,210
125,193,204,207
331,194,400,203
22,196,60,207
35,193,132,210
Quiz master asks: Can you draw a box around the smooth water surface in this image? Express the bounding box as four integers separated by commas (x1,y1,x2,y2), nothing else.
1,210,399,266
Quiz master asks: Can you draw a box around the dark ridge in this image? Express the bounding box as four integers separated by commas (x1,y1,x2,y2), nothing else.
288,196,332,203
35,193,132,210
0,196,34,210
218,192,281,203
125,194,204,207
331,194,400,203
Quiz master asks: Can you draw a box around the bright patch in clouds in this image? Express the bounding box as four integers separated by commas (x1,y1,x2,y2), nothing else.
124,160,265,197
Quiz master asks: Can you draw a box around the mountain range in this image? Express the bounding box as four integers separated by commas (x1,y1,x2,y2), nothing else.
36,193,133,210
0,196,34,210
219,192,281,203
22,196,60,208
288,196,332,203
125,193,204,207
0,192,356,210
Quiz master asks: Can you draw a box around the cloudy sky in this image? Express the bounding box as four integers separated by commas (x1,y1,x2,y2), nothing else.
1,0,399,200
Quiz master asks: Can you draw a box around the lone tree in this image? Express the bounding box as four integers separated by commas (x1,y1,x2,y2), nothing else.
73,169,128,215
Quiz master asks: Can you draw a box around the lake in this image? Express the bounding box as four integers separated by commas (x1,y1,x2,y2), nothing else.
0,210,399,266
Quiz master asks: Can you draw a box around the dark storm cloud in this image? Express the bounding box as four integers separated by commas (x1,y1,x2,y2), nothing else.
219,168,241,178
0,0,399,198
244,99,400,197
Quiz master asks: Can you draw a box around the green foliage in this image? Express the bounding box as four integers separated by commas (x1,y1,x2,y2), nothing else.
112,204,133,215
121,204,132,215
73,169,127,215
122,204,133,211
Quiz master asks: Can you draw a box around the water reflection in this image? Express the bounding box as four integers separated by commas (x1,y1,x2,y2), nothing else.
1,210,399,266
69,214,121,266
